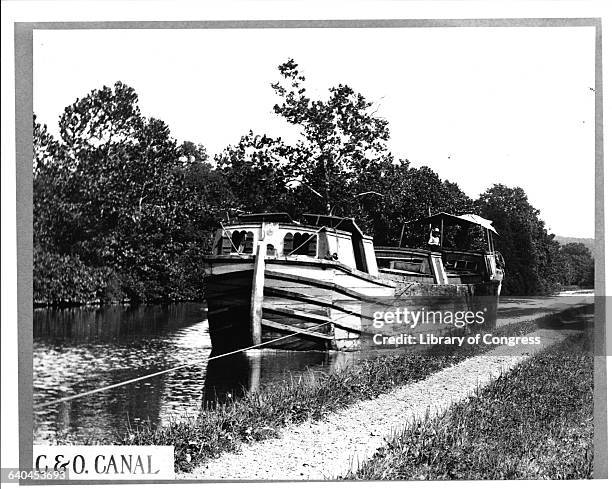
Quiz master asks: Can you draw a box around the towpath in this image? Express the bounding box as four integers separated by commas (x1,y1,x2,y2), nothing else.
496,294,592,326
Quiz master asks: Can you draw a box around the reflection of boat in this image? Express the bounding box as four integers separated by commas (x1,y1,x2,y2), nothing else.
202,349,357,407
203,213,504,353
202,352,255,406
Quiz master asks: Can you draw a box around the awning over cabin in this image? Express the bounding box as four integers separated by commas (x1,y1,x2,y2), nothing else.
409,212,498,235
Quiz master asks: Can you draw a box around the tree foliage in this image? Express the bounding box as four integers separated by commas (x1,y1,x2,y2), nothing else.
33,82,230,305
216,131,294,213
476,185,564,295
270,59,392,215
558,242,594,288
371,162,475,247
34,66,592,304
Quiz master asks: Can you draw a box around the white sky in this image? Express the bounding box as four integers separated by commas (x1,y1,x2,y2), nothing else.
33,26,596,238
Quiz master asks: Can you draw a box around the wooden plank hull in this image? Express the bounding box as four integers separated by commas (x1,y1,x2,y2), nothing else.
205,256,501,353
205,256,397,353
206,267,253,353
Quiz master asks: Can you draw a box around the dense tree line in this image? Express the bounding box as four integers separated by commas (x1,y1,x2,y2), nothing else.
476,185,593,295
558,242,595,288
33,61,593,305
33,83,233,305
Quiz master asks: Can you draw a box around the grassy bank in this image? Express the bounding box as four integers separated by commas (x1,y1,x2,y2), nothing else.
346,331,594,480
123,316,559,472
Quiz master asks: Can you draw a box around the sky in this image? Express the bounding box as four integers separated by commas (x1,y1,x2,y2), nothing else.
33,26,596,238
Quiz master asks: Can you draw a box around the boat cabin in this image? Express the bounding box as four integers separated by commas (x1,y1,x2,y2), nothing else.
376,212,504,285
211,213,380,276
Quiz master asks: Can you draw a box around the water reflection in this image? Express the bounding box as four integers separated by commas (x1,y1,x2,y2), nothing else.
34,298,592,444
34,303,209,342
202,350,352,407
34,304,211,443
33,304,361,444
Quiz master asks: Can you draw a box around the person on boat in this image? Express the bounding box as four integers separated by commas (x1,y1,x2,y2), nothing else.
495,250,505,270
428,227,441,251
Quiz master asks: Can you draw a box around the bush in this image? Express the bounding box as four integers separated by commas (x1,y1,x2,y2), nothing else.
33,248,121,306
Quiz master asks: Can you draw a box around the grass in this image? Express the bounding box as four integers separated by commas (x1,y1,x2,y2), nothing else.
345,331,594,480
121,315,559,473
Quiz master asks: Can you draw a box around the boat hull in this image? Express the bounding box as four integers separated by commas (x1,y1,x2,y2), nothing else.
205,256,397,353
205,255,500,352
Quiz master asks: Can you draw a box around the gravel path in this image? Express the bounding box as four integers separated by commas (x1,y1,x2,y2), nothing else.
185,327,581,480
496,295,592,327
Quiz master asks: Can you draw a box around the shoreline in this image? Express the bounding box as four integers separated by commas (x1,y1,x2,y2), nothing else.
33,299,207,309
348,331,593,480
125,302,592,473
32,288,594,309
186,327,588,480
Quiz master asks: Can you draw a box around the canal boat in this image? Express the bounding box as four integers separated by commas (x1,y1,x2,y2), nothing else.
203,212,504,353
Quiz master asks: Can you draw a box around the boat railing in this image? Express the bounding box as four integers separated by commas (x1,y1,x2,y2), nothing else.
374,246,492,278
442,250,485,274
374,247,433,275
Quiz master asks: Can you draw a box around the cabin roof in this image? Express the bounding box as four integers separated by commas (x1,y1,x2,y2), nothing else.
234,213,297,224
409,212,498,235
227,212,372,239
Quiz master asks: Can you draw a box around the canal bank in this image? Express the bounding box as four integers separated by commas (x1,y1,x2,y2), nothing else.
122,299,592,474
184,308,592,480
347,331,593,480
32,295,593,458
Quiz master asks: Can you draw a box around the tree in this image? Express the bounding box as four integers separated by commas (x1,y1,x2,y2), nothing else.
559,242,594,287
216,131,294,213
33,115,70,251
371,161,475,246
476,184,561,295
220,60,476,241
270,59,392,215
33,82,226,304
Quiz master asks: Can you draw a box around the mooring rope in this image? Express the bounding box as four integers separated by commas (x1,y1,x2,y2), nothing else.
219,221,242,254
287,216,351,257
35,313,353,409
35,215,363,409
286,225,327,256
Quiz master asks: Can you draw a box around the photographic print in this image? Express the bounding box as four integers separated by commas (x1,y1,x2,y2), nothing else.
1,5,607,485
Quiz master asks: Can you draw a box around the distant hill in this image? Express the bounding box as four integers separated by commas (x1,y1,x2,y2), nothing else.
555,236,595,255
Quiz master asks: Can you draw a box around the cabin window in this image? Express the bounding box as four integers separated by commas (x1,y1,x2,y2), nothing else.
307,238,317,257
231,230,244,251
291,232,317,257
218,230,255,254
283,233,294,255
352,234,368,272
242,232,254,254
219,236,232,255
266,244,276,256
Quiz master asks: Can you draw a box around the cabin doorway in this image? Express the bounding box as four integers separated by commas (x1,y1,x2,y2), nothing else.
351,232,368,273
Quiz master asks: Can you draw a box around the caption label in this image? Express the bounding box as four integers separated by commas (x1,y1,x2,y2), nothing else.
33,445,174,480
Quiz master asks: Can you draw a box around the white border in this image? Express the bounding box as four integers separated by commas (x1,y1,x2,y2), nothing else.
2,1,610,487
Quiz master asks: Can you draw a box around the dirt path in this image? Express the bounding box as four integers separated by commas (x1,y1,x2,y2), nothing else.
496,295,592,327
185,327,582,480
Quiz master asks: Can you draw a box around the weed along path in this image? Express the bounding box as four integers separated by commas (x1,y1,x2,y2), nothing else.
185,327,583,480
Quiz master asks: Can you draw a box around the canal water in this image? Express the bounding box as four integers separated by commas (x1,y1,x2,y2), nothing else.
33,295,594,444
33,303,365,444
